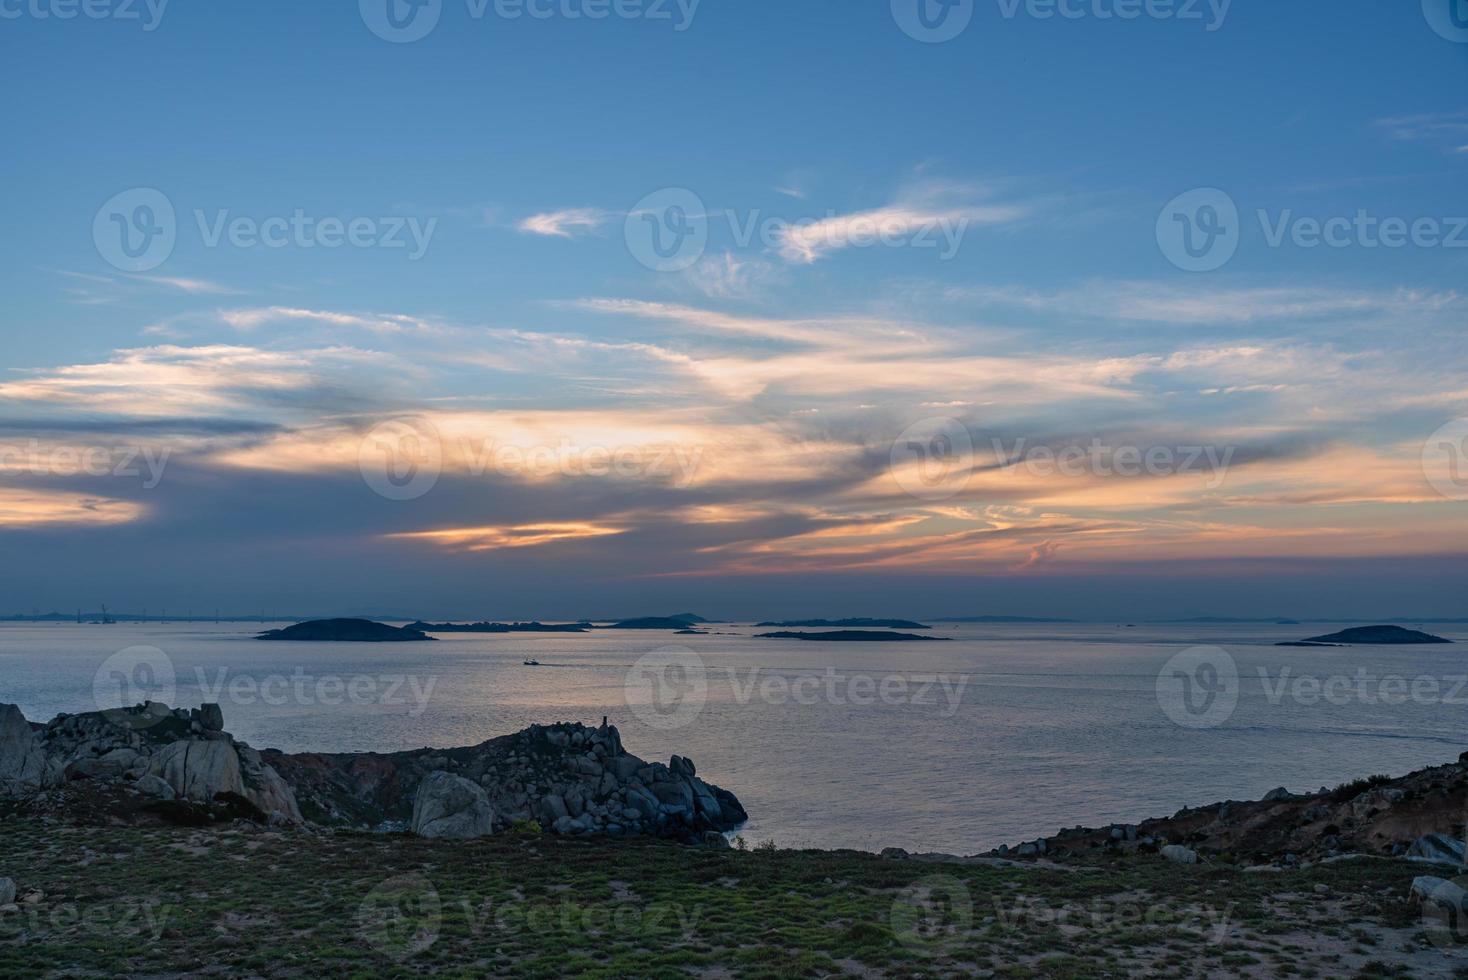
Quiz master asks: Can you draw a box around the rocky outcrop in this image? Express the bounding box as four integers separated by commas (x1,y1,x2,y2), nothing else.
411,771,494,838
2,702,745,843
990,762,1468,868
272,719,747,842
0,704,61,798
0,702,302,824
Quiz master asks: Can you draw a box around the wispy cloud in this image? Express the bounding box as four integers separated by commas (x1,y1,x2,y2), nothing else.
218,306,450,335
518,208,610,238
130,274,241,295
963,282,1461,325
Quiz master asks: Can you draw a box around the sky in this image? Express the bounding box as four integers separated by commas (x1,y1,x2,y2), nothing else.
0,0,1466,620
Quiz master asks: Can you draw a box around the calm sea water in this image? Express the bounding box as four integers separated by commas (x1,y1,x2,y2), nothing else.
2,621,1466,853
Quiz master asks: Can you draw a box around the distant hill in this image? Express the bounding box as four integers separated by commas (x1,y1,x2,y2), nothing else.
256,619,436,642
1290,625,1452,645
608,617,701,630
1169,617,1301,625
932,616,1074,623
755,618,931,629
756,630,950,642
669,613,710,624
407,621,590,634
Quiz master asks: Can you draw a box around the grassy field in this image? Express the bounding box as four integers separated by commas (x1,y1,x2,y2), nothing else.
1,819,1465,978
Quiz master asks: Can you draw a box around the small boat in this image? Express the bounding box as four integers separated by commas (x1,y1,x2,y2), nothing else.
523,658,541,666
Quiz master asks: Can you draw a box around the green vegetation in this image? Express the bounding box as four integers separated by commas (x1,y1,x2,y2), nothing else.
0,819,1457,978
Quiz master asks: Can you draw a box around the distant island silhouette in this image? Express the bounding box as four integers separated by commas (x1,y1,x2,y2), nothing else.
755,618,932,629
407,621,591,633
1278,625,1452,646
756,630,950,642
256,619,436,642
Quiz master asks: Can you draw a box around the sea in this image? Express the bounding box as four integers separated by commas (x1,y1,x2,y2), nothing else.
3,620,1466,854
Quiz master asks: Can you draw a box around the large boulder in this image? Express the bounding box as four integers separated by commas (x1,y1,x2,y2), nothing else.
411,772,495,839
1408,834,1466,867
0,705,59,798
148,739,244,801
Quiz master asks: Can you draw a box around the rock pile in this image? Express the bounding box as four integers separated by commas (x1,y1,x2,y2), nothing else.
273,719,747,842
1,702,747,844
1,702,301,823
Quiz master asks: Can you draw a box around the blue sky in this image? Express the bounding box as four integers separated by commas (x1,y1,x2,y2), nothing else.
0,1,1465,619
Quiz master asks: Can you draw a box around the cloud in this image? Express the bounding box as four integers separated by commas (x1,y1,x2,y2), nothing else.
963,282,1461,325
218,306,449,335
775,203,1026,263
130,275,241,295
1374,112,1468,143
518,208,610,238
384,522,626,552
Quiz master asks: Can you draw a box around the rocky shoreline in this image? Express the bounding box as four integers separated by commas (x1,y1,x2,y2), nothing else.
0,702,746,845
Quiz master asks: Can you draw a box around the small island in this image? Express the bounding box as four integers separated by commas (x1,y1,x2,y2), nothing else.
755,618,932,629
607,617,703,630
1277,625,1452,646
256,619,436,642
756,630,950,642
406,621,591,633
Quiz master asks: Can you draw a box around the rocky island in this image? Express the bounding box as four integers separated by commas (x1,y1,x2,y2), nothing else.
405,620,592,633
755,618,932,629
1277,624,1453,646
755,630,950,642
256,618,436,642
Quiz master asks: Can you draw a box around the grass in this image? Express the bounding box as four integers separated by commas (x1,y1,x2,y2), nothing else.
0,818,1464,978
